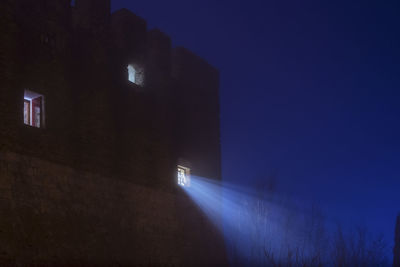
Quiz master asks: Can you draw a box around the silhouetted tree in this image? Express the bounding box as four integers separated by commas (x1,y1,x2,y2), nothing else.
394,213,400,267
330,225,388,267
228,177,390,266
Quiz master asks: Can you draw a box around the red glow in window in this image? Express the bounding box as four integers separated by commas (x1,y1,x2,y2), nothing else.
24,90,44,128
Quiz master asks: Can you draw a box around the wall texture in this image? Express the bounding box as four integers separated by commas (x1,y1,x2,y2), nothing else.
0,0,225,265
0,152,226,266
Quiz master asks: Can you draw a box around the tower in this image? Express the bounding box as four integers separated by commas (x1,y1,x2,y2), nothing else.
0,1,226,265
172,47,221,182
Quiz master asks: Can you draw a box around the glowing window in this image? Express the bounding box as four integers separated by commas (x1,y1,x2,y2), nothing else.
70,0,76,7
177,165,191,187
127,64,144,86
127,64,136,84
24,90,45,128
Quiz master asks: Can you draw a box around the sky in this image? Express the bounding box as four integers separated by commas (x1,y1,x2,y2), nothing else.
112,0,400,256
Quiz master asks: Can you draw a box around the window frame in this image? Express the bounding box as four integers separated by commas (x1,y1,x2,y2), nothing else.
127,64,144,86
177,165,191,187
23,90,45,129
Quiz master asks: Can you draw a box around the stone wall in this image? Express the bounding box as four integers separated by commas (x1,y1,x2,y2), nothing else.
0,151,226,266
172,47,221,180
0,0,225,265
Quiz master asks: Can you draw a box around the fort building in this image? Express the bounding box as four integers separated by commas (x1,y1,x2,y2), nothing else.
0,0,225,265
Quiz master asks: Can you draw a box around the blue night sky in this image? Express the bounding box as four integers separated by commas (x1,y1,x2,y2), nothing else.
112,0,400,254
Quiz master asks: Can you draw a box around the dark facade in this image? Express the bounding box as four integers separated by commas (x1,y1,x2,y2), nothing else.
395,214,400,267
0,0,225,265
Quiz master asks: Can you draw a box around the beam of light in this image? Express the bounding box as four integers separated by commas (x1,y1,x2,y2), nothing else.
181,176,327,266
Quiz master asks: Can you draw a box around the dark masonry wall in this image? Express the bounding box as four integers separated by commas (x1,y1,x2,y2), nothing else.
172,47,221,180
394,214,400,267
0,0,226,265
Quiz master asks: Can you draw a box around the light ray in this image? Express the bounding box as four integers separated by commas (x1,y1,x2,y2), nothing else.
180,175,324,265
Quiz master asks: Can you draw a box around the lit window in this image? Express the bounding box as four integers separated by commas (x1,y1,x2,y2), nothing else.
177,165,191,187
24,90,44,128
70,0,76,7
127,64,144,86
127,64,136,84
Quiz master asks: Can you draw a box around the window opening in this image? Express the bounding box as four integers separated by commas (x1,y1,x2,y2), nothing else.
24,90,45,128
127,64,144,86
127,64,136,84
177,165,191,187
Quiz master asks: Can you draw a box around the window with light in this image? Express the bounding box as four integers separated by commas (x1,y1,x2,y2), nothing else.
127,64,136,84
177,165,191,187
24,90,45,128
127,64,144,86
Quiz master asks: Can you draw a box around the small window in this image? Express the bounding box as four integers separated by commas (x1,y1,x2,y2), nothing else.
24,90,45,128
127,64,136,83
127,64,144,86
177,165,191,187
70,0,76,7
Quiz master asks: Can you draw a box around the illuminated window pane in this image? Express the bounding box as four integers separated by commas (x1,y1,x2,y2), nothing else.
177,165,191,187
24,100,30,125
24,90,45,128
127,64,136,84
127,64,145,86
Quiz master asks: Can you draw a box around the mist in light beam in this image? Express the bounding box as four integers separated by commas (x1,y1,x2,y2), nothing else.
181,176,327,266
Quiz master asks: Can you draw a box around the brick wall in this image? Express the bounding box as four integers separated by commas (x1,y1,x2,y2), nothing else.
0,0,225,265
172,47,222,180
0,152,226,266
